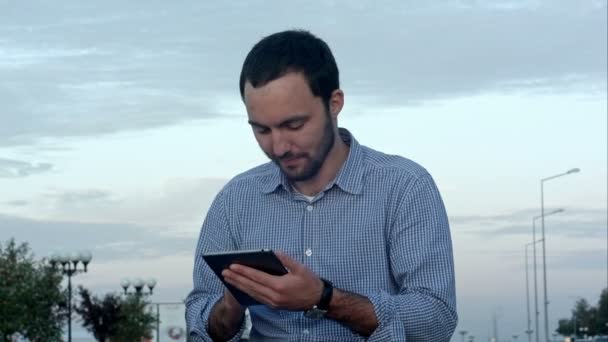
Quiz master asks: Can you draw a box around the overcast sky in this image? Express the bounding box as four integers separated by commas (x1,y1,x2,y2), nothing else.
1,1,606,341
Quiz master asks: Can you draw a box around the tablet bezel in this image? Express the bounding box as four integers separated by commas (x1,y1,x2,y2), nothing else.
202,249,289,306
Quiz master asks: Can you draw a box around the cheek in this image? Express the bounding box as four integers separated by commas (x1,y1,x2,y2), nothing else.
284,132,309,152
254,134,272,154
298,129,322,150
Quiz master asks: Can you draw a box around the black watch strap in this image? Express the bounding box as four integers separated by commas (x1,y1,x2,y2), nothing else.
317,278,333,310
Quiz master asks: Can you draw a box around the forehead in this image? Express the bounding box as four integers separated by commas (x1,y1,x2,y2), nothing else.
243,73,321,124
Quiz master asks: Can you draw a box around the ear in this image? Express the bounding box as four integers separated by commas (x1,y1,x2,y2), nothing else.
328,89,344,120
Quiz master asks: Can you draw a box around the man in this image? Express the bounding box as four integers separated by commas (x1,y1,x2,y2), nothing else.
186,29,457,341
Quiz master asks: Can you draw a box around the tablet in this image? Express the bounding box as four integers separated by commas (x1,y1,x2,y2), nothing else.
202,249,289,306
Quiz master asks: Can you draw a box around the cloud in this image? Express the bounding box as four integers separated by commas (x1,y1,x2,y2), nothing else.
0,157,53,177
476,220,606,239
0,177,227,274
548,249,607,271
0,79,226,146
322,0,607,107
452,207,607,239
4,200,29,206
450,208,539,225
0,0,605,146
0,213,199,302
43,189,114,205
0,213,195,262
26,178,228,236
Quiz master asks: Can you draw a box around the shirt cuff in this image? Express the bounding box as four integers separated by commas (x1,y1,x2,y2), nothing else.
365,290,406,341
189,293,247,342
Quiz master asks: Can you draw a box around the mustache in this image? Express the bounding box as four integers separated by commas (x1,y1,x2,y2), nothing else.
274,152,307,161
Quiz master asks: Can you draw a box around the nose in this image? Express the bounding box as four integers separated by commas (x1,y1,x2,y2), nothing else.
271,131,290,158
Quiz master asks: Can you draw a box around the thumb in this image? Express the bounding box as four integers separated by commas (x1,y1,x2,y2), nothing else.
274,251,300,272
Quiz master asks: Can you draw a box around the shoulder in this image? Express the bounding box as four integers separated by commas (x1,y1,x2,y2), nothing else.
360,144,430,181
217,162,278,198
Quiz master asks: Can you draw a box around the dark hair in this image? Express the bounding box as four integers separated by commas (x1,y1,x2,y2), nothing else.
239,29,340,109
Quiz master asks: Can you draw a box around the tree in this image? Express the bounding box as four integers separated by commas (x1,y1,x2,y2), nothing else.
556,289,608,338
597,288,608,335
114,295,157,342
75,286,157,342
74,286,122,342
573,298,594,335
557,318,574,336
0,238,66,341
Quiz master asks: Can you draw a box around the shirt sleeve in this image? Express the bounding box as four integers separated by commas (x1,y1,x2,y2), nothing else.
366,173,458,342
185,188,247,342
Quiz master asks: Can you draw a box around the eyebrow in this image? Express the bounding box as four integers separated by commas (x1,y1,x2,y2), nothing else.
248,114,309,129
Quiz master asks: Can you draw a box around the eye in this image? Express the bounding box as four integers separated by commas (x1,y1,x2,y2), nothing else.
286,120,304,130
254,126,270,134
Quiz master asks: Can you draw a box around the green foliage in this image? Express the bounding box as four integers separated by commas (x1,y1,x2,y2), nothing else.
597,288,608,336
74,286,122,342
75,286,157,342
556,318,575,336
556,288,608,337
114,295,157,342
0,238,66,341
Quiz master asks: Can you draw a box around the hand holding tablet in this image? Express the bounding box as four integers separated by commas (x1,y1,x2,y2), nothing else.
202,249,289,306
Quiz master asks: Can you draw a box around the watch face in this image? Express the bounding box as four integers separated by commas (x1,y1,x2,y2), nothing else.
304,307,327,319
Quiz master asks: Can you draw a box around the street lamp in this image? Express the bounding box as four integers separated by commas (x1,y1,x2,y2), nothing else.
525,240,539,342
579,326,588,339
525,329,534,342
459,330,468,342
121,277,157,296
120,277,158,341
49,250,92,342
531,208,564,342
540,168,579,342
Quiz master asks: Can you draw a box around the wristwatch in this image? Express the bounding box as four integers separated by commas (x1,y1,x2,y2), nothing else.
304,278,333,319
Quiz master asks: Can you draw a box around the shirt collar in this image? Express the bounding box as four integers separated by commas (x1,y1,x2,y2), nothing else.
260,128,365,195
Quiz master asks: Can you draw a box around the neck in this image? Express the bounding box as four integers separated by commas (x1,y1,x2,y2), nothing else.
292,135,349,196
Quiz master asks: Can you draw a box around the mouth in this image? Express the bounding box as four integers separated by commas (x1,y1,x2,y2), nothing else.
280,156,304,168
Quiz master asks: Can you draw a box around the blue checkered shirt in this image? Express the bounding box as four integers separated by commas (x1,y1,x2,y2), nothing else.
186,129,457,341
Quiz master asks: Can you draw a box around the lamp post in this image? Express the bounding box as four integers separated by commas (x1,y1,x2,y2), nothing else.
525,240,538,342
49,250,92,342
459,330,468,342
531,208,564,342
120,278,158,341
121,277,157,296
525,329,534,342
579,326,588,339
540,168,579,342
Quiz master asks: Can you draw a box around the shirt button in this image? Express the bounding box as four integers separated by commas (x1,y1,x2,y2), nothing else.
306,205,313,211
303,329,310,334
305,248,312,257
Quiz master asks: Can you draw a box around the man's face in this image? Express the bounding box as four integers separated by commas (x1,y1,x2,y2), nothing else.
244,72,336,182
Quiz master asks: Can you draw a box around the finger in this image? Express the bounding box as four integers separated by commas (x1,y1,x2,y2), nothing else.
224,276,269,305
229,263,280,285
223,268,269,292
223,269,277,304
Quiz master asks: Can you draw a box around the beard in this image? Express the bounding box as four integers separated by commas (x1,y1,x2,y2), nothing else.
271,113,336,182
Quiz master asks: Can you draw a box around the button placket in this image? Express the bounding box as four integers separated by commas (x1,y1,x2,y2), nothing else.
301,201,317,268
